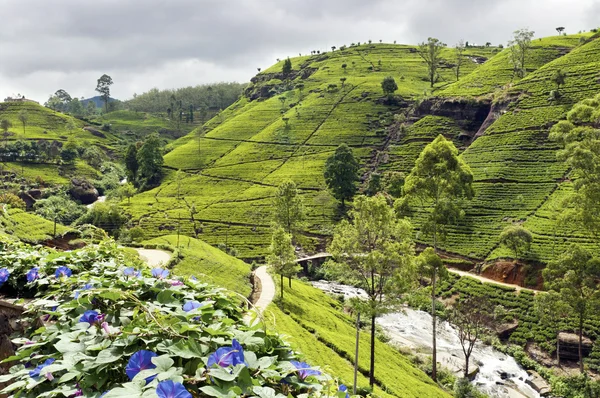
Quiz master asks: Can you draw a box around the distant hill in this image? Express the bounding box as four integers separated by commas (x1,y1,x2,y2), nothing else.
81,95,117,108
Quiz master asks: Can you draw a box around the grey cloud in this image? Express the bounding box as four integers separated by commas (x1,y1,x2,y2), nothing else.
0,0,596,102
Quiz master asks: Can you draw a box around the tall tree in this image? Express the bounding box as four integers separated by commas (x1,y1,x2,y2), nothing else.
272,180,305,238
124,143,139,183
417,37,446,87
328,194,415,387
18,110,28,136
543,245,600,373
381,76,398,99
55,89,72,110
552,69,567,93
454,40,466,81
448,296,492,378
556,26,566,35
267,226,298,303
499,225,533,280
324,143,360,207
534,291,570,365
1,119,13,148
136,133,163,189
508,28,535,79
401,134,474,380
96,74,114,113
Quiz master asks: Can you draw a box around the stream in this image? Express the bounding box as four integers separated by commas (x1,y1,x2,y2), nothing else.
311,280,540,398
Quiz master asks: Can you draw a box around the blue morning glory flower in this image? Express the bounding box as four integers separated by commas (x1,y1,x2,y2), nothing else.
79,310,103,324
156,380,192,398
55,266,72,278
28,358,55,378
0,268,9,284
74,283,94,299
124,267,141,277
151,268,169,279
26,267,39,282
126,350,158,381
182,300,202,312
190,276,197,281
207,339,245,367
339,384,350,398
290,360,321,379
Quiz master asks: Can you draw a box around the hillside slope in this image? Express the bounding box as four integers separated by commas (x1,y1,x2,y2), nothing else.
128,33,600,262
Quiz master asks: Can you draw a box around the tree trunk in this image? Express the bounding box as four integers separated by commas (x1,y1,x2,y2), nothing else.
579,314,584,373
556,330,560,365
369,314,376,387
431,266,437,381
288,276,292,288
353,312,360,395
280,274,284,301
464,353,470,379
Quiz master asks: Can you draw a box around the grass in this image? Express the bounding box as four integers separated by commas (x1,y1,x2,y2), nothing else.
0,208,74,244
143,234,252,297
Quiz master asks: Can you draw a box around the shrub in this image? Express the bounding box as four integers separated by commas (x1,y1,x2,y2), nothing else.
0,193,26,210
567,104,595,124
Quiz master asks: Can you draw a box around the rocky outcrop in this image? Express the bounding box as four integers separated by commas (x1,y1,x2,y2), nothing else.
83,126,106,138
526,370,551,396
415,97,491,137
17,192,35,210
496,320,519,340
558,332,593,361
69,178,99,205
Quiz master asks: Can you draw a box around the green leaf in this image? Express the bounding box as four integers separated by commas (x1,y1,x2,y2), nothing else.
156,290,176,304
151,355,174,372
158,339,206,359
199,385,237,398
95,347,123,364
55,339,85,353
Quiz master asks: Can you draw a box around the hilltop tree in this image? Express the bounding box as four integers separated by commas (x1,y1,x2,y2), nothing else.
381,76,398,99
68,98,84,116
272,180,305,239
35,195,84,237
324,144,360,207
55,89,72,106
508,28,535,79
115,182,136,204
328,194,415,387
96,74,114,112
454,40,466,81
556,27,566,35
535,291,570,364
86,100,96,116
124,143,139,183
417,37,446,87
543,245,600,373
499,225,532,280
401,134,474,380
267,226,298,302
552,69,567,93
448,296,492,378
136,133,163,189
282,58,292,78
18,110,28,136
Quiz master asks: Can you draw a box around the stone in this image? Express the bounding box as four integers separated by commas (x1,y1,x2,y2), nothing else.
69,178,99,205
17,192,35,210
525,371,551,395
496,320,519,340
466,364,480,380
558,332,593,361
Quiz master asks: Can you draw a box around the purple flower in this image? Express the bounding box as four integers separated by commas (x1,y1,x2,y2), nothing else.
156,380,192,398
290,360,321,379
151,268,169,279
26,267,39,282
169,280,184,286
101,322,112,335
123,267,141,278
126,350,157,381
182,300,202,312
207,339,245,367
0,268,9,284
339,384,349,398
55,266,72,278
79,310,104,325
29,358,55,378
190,276,197,281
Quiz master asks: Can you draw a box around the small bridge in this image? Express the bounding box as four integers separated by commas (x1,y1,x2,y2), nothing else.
296,252,332,273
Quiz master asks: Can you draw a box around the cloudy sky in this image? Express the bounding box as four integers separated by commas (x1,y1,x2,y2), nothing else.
1,0,598,103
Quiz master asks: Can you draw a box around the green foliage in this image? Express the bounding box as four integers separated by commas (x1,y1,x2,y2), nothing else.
567,104,596,124
272,180,305,237
499,225,532,260
77,201,129,235
508,28,535,78
381,76,398,97
124,143,138,182
35,195,86,234
453,378,486,398
552,68,567,91
96,74,114,112
417,37,446,87
0,240,341,398
267,226,299,300
282,58,293,77
324,144,360,206
136,133,164,190
0,192,26,210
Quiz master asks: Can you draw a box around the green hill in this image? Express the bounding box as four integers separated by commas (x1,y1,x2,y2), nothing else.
126,33,600,262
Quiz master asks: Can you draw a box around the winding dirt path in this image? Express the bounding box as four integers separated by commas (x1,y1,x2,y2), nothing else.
448,268,540,293
245,266,275,324
135,248,171,268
